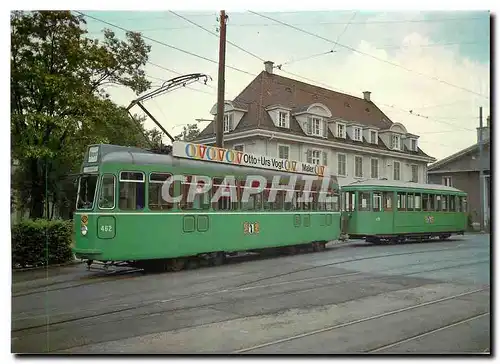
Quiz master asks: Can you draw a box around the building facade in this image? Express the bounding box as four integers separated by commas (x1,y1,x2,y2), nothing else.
194,61,436,186
427,119,491,229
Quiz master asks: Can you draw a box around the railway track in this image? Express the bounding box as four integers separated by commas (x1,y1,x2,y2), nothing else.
12,255,488,334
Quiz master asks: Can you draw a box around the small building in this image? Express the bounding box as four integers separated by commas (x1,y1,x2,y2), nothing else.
427,117,491,229
194,61,436,186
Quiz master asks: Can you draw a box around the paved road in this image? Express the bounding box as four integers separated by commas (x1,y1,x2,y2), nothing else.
11,234,490,354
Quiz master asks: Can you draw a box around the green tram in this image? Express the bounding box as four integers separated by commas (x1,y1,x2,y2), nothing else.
73,142,341,271
340,180,468,244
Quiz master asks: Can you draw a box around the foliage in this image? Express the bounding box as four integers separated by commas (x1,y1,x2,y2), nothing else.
10,10,155,218
12,219,74,268
174,123,201,142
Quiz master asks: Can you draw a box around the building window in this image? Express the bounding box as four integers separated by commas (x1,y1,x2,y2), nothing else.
312,150,321,165
354,156,363,178
443,176,452,187
411,165,418,182
223,113,233,133
393,161,401,180
278,144,290,159
312,117,322,136
337,154,346,176
370,158,379,179
391,134,401,150
278,111,289,128
411,139,417,151
233,144,244,152
353,127,362,141
370,130,378,144
337,123,346,138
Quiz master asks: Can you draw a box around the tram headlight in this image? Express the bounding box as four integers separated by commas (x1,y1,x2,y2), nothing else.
81,225,88,236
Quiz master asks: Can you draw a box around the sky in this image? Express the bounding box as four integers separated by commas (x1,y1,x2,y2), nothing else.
78,9,490,162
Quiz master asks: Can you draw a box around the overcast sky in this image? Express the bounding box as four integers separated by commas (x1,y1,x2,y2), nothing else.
80,9,490,161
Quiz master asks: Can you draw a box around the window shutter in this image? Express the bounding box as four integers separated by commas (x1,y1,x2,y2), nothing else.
306,149,312,163
323,120,328,138
322,151,327,166
306,117,312,135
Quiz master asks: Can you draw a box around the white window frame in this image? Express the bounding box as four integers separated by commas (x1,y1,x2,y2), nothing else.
391,134,401,150
370,158,379,179
312,117,322,136
223,113,233,133
393,161,401,181
354,155,363,178
311,149,321,165
410,138,418,151
277,143,290,160
411,164,418,182
233,144,244,152
337,153,347,176
369,129,378,144
278,111,289,128
353,127,362,142
336,122,346,138
443,176,452,187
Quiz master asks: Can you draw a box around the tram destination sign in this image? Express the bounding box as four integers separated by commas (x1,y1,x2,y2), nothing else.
172,141,328,177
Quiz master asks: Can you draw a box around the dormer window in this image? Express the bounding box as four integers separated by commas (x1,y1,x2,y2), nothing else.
353,127,362,142
336,123,346,138
312,117,322,136
369,130,378,144
391,134,402,150
278,111,289,128
223,113,234,133
410,138,418,151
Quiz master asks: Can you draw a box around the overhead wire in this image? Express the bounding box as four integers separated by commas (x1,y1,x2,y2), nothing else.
248,11,489,100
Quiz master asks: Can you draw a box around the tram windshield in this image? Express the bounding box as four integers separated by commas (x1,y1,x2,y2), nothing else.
76,174,98,210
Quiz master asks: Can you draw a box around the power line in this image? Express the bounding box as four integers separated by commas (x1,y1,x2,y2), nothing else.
168,10,266,62
76,11,257,78
276,50,336,68
248,11,489,100
330,10,357,52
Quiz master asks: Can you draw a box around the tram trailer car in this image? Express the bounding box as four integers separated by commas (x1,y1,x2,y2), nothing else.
340,180,468,244
73,143,342,271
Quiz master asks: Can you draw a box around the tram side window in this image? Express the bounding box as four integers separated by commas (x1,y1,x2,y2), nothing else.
212,177,238,211
241,181,263,211
460,197,468,212
383,191,393,211
358,192,371,211
344,191,355,212
119,171,145,210
435,195,442,211
441,195,450,211
407,193,414,211
373,192,382,212
180,176,211,210
284,188,297,211
397,192,406,211
331,193,340,212
428,194,435,211
450,195,456,212
148,173,174,210
98,174,115,209
414,193,421,211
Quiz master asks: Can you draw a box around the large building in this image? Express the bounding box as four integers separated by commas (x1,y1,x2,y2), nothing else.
194,61,436,185
428,118,491,229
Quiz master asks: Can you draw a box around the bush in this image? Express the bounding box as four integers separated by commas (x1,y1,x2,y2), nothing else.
12,219,74,268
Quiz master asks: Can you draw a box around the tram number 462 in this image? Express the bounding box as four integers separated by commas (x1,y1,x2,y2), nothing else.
100,225,113,232
244,222,260,235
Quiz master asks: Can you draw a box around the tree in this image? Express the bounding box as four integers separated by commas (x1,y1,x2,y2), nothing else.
11,10,153,218
174,123,201,142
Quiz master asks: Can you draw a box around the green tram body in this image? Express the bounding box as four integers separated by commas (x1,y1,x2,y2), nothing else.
73,144,342,268
341,180,468,243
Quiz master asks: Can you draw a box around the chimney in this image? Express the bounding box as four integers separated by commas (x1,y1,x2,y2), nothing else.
264,61,274,74
363,91,371,102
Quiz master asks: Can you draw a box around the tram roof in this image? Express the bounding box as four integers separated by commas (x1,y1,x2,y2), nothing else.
81,144,338,184
342,179,466,194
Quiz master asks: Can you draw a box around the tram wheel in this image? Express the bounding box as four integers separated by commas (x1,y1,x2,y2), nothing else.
167,258,186,272
186,258,200,270
210,252,226,267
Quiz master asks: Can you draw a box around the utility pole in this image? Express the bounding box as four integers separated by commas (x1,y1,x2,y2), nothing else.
215,10,227,148
478,106,484,233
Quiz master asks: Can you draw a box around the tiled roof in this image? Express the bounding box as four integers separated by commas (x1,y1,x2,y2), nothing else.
196,71,431,159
